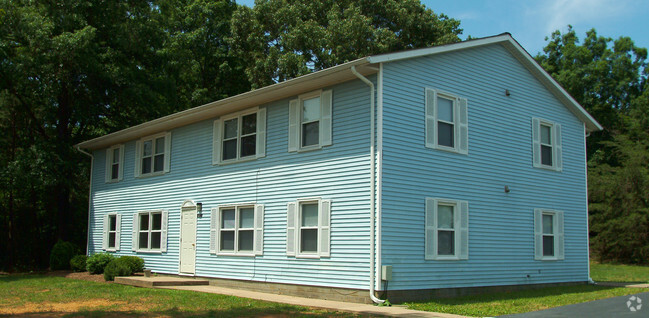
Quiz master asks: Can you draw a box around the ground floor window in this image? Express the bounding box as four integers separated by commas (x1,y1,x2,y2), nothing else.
286,198,331,258
534,209,564,260
103,213,121,251
133,210,168,253
425,198,469,260
210,204,264,256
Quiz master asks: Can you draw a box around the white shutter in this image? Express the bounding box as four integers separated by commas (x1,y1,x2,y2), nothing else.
132,213,139,251
319,200,331,257
134,141,142,177
458,98,469,155
556,211,565,260
425,198,436,260
115,214,122,251
256,108,267,158
554,124,562,171
286,202,297,256
102,215,109,250
254,204,264,255
210,208,218,254
288,99,299,152
458,201,469,260
212,119,222,165
532,118,541,168
163,133,171,173
161,210,168,252
320,90,333,147
105,149,111,183
117,145,124,181
534,209,543,260
425,88,437,148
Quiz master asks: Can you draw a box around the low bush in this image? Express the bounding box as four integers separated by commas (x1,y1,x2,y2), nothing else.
49,241,79,270
103,258,133,281
86,253,115,274
119,256,145,273
70,255,87,272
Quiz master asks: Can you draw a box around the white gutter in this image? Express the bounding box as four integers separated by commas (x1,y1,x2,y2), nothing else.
376,63,384,292
76,146,94,256
584,123,594,284
351,65,384,304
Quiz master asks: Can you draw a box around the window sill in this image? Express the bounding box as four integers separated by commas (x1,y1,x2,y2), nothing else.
214,155,259,166
538,256,562,261
105,179,122,184
135,249,164,254
427,144,465,155
136,171,167,179
427,255,461,261
296,145,323,153
104,249,118,252
295,253,322,259
216,252,256,257
534,164,561,172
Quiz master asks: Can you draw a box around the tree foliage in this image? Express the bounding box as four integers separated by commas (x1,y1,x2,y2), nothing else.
230,0,462,88
0,0,463,271
537,27,649,264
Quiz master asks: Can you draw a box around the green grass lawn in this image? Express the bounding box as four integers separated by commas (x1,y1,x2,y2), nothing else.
405,284,647,317
0,274,361,317
590,261,649,283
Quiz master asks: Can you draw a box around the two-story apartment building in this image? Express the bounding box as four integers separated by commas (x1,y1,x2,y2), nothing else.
76,33,602,303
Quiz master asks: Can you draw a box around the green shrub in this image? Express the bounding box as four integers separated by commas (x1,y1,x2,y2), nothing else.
103,258,133,281
86,253,115,274
70,255,87,272
49,241,79,270
119,256,145,273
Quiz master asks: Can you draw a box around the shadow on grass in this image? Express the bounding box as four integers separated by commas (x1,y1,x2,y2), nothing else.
1,306,364,317
406,284,620,306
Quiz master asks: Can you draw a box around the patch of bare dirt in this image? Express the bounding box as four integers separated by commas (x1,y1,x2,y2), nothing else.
0,299,154,315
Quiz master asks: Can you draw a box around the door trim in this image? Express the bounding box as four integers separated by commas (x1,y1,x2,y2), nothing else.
179,199,198,275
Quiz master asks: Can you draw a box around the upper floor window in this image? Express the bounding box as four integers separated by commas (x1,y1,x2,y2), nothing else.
133,210,168,253
286,198,331,258
105,144,124,183
425,198,469,260
102,213,121,251
534,209,564,260
210,204,264,256
288,90,333,152
425,88,468,154
532,118,562,171
213,108,267,165
135,132,171,177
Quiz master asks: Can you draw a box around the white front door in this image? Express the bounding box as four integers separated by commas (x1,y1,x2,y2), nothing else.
179,206,197,274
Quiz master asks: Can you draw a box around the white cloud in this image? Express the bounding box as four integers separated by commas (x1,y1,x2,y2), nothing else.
532,0,635,34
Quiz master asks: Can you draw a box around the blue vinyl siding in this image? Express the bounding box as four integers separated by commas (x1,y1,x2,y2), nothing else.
89,78,375,289
380,44,589,290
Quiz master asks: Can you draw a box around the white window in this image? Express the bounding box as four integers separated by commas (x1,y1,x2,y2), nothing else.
105,144,124,183
210,204,264,256
286,198,331,258
425,88,468,154
132,210,168,253
102,213,121,251
425,198,468,260
135,132,171,177
213,108,267,165
288,90,333,152
534,209,564,260
532,118,562,171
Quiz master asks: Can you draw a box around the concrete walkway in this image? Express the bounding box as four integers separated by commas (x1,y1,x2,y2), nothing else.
155,284,471,318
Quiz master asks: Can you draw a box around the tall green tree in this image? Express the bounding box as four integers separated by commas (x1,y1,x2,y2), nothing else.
230,0,462,88
537,27,649,264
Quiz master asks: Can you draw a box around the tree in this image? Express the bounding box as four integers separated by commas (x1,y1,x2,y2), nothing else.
230,0,462,88
537,27,649,264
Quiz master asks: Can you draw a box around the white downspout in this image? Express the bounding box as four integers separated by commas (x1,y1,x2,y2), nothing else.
76,146,94,256
584,124,595,284
351,65,385,304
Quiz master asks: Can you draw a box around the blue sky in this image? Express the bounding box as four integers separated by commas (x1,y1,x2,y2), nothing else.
237,0,648,55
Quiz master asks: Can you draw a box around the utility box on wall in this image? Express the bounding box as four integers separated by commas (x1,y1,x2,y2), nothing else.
381,265,392,281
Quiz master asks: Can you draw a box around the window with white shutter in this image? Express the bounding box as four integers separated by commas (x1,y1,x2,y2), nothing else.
210,203,264,256
135,132,171,178
105,145,124,183
103,213,121,251
288,90,333,152
534,209,564,260
532,118,562,171
213,107,267,165
286,198,331,258
425,198,469,260
424,88,468,155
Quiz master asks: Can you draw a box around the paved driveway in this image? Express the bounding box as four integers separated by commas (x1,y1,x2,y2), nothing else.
500,292,648,318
